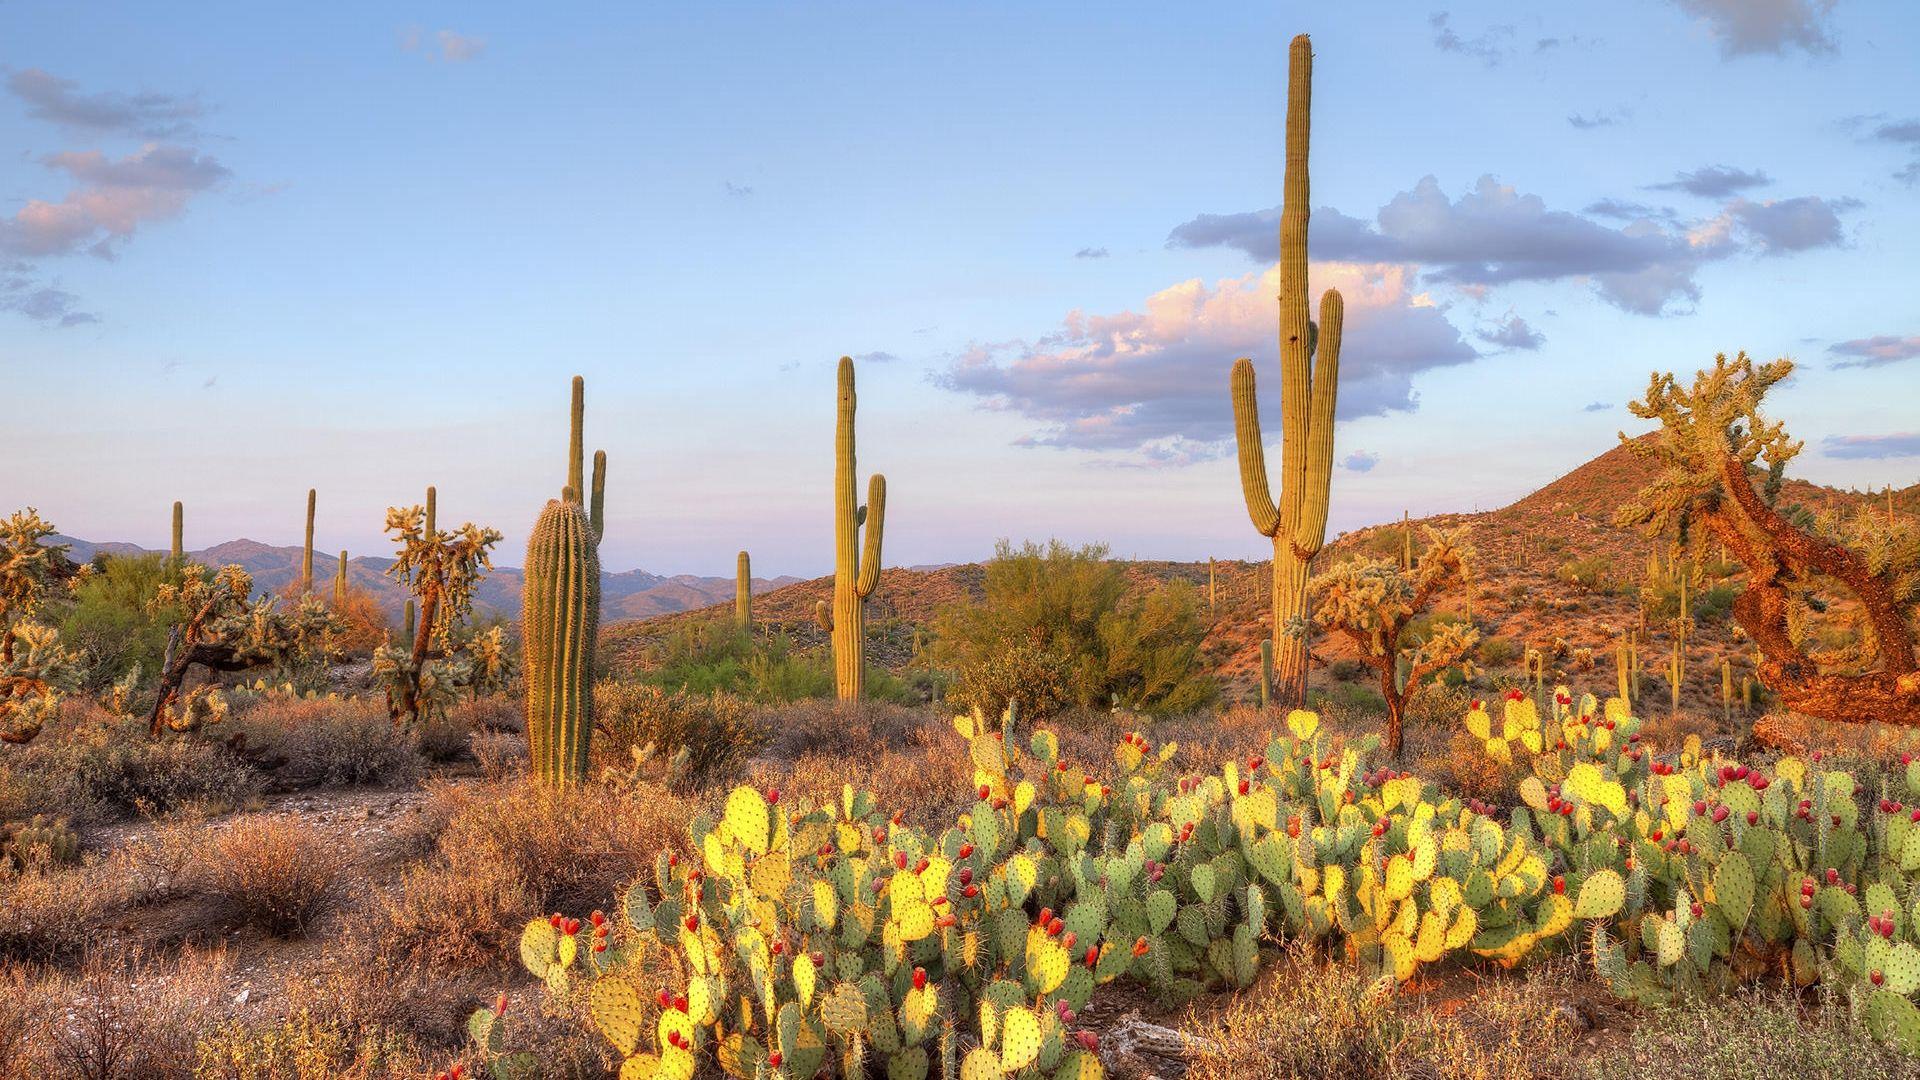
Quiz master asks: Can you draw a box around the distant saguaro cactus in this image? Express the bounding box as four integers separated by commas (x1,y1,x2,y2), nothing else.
815,356,886,702
333,550,348,607
524,375,605,785
171,501,183,563
302,488,316,593
1230,34,1341,710
735,550,752,629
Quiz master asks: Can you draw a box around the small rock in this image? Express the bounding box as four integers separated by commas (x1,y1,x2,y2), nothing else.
233,987,251,1006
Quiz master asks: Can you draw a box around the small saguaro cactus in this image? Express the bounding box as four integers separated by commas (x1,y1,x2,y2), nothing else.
333,550,348,607
524,375,606,785
735,550,752,629
1208,557,1217,610
816,356,886,702
302,488,316,593
170,500,183,563
1230,34,1342,711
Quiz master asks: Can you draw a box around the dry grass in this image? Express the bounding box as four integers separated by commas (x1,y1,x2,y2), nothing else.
206,817,347,936
33,945,232,1080
4,702,263,824
593,681,767,785
1184,943,1579,1080
0,856,123,963
1581,985,1920,1079
377,778,688,970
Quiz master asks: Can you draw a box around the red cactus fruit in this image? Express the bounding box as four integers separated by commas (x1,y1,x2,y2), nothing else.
912,967,928,990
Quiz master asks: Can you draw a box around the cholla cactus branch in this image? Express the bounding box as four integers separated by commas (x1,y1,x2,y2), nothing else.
1617,352,1920,726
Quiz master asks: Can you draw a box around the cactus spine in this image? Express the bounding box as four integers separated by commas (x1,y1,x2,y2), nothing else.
524,376,605,786
302,488,316,593
735,550,752,629
333,550,348,607
170,501,183,563
1230,34,1341,710
819,356,886,702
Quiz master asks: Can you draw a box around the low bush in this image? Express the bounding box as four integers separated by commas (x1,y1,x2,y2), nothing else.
378,779,688,971
206,817,345,936
10,706,262,823
592,680,766,785
230,697,421,788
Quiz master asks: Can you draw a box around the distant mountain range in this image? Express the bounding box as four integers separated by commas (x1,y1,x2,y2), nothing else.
47,535,803,623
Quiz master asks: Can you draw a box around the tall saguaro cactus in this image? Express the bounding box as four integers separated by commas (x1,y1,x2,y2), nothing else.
735,550,752,629
814,356,886,702
524,375,605,785
302,488,317,593
1230,33,1342,710
170,501,184,563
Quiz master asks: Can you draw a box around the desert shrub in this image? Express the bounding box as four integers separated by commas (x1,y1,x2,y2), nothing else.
56,552,181,692
206,817,345,936
449,693,521,733
1185,941,1575,1080
592,680,767,784
932,539,1215,722
642,619,836,704
379,779,688,970
411,706,473,762
1581,986,1917,1079
471,730,528,781
229,697,420,787
0,962,46,1078
1328,658,1366,682
0,856,122,962
37,945,230,1080
1555,555,1616,592
104,805,210,905
1476,636,1520,668
15,710,263,822
756,699,931,762
1311,681,1386,715
193,1009,415,1079
327,583,393,657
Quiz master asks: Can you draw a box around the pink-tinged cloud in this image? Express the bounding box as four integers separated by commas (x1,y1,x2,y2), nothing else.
1823,433,1920,460
938,263,1477,463
0,144,230,259
1830,335,1920,369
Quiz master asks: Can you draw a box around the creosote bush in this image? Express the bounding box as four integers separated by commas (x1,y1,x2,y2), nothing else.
228,695,422,788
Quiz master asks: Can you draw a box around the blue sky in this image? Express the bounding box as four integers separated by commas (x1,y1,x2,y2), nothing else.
2,1,1916,576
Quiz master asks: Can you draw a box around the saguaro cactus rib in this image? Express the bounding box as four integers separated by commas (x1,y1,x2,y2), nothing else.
830,356,886,701
1230,33,1342,709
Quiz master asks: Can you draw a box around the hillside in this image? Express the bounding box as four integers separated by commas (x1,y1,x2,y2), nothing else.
604,435,1920,711
49,535,801,624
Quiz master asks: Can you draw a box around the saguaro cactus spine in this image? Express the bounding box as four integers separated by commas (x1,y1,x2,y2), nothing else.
171,501,183,563
1230,34,1341,710
735,551,752,629
302,489,316,593
524,376,605,786
816,356,886,702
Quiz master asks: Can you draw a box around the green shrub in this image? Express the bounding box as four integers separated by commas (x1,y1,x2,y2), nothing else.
646,620,836,704
1476,635,1520,668
1555,555,1615,592
591,681,767,784
932,539,1215,721
56,552,181,691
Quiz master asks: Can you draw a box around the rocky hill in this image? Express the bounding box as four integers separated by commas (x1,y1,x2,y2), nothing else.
603,435,1920,711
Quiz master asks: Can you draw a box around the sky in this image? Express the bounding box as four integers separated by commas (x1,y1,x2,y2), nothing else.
2,1,1917,578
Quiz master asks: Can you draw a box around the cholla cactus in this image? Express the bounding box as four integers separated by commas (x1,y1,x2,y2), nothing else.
1307,525,1479,757
383,487,503,723
1618,352,1920,726
148,563,333,735
0,509,83,744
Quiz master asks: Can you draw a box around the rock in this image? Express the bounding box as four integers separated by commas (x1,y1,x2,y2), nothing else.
1554,1003,1590,1032
233,987,251,1006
